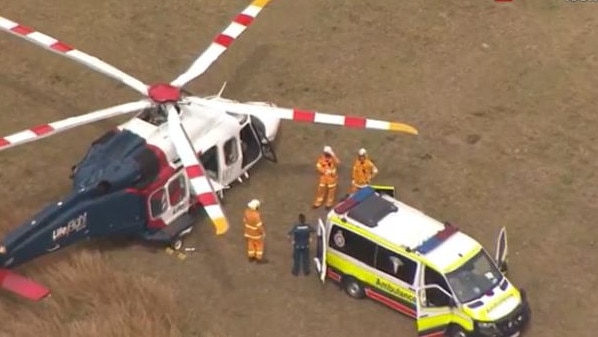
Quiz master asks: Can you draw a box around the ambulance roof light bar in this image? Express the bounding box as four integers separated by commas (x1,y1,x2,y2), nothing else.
414,222,459,255
334,186,377,214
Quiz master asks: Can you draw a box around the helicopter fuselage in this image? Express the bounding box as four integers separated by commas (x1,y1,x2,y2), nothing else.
0,97,280,269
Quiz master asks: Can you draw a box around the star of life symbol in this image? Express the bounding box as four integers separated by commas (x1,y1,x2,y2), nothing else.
389,256,404,274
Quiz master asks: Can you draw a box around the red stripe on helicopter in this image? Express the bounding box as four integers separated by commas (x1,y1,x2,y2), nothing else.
9,24,34,35
197,192,218,206
9,23,74,53
185,165,205,179
0,138,10,147
30,124,55,136
344,116,367,128
213,14,254,48
293,109,316,122
214,34,235,48
50,41,74,52
234,14,254,26
292,110,369,128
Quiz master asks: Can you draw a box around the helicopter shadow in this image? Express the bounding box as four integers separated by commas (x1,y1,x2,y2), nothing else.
224,44,273,97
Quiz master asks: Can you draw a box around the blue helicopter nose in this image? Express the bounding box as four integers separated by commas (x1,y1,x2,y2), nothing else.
71,130,147,192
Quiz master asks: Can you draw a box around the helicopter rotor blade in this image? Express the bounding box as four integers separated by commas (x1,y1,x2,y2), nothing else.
0,100,153,151
0,16,149,96
166,105,229,235
196,99,419,135
0,268,50,301
170,0,272,88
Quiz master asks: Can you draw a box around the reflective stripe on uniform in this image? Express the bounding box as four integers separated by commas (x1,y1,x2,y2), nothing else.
352,182,368,188
244,222,263,230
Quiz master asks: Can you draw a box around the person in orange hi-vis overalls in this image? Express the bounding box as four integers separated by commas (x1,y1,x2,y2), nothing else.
313,146,341,209
350,148,379,194
244,199,266,263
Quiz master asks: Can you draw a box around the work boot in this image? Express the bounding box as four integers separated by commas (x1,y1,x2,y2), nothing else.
312,204,321,209
256,258,268,264
248,257,255,262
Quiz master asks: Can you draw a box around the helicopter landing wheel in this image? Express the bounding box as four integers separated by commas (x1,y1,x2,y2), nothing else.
171,238,184,251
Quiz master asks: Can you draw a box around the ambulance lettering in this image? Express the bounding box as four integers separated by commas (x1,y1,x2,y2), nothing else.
52,212,88,241
375,278,415,302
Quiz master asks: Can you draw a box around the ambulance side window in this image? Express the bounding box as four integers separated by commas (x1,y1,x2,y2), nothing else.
329,225,376,266
424,266,453,307
374,246,417,285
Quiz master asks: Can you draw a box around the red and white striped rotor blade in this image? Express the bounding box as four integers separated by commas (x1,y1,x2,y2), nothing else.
166,105,229,235
197,99,419,135
0,100,152,151
0,16,149,96
170,0,272,88
0,269,50,301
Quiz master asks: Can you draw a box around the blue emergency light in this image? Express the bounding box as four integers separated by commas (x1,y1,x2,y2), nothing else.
414,223,459,254
334,186,376,214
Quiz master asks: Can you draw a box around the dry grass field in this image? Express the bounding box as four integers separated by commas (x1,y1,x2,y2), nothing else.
1,0,598,336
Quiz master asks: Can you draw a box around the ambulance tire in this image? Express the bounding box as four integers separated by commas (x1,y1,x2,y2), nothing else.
343,277,365,299
447,325,467,337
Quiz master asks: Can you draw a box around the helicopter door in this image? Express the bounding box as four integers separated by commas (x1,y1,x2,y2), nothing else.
220,136,243,186
250,116,277,163
240,123,263,170
148,171,191,226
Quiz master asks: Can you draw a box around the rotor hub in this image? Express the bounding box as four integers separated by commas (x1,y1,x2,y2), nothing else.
148,83,182,103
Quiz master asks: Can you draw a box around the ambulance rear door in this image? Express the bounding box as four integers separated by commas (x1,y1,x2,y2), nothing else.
314,218,328,283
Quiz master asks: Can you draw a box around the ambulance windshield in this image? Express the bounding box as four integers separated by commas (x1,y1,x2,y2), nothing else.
445,250,503,303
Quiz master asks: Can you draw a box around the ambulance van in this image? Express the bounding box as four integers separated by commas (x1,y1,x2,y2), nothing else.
313,186,530,337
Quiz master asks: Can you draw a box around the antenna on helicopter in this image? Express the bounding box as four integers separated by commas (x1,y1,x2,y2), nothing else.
216,82,228,98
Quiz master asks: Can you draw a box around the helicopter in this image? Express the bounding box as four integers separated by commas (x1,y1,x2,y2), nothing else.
0,0,418,301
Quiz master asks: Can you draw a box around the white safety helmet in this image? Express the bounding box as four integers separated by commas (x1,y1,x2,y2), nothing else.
358,148,367,156
247,199,261,210
323,146,333,154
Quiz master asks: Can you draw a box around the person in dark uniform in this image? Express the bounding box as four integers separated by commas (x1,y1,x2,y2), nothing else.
288,214,315,276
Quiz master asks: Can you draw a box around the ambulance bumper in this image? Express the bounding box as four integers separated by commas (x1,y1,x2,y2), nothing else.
472,289,531,337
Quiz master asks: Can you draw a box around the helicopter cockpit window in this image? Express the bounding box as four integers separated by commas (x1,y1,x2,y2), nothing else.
199,146,219,179
224,137,239,166
149,188,168,218
168,174,187,206
139,106,168,126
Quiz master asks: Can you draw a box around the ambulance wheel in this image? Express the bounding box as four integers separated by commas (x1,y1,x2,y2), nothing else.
343,277,365,299
447,325,467,337
171,239,184,251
